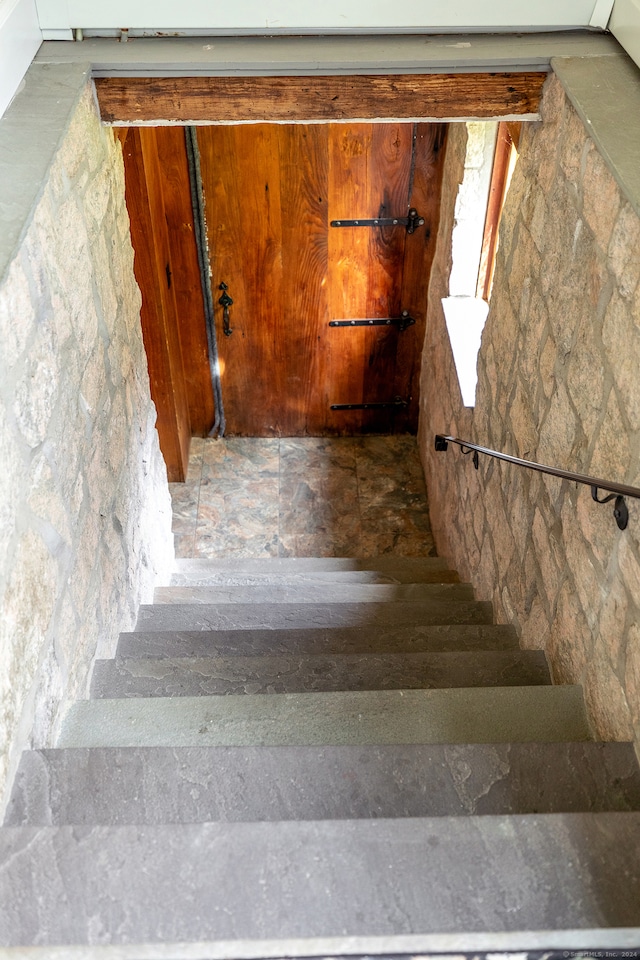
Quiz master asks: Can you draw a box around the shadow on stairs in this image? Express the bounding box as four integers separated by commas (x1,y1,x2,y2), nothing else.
3,555,640,955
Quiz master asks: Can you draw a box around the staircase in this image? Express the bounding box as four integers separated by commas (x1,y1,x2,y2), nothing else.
3,555,640,954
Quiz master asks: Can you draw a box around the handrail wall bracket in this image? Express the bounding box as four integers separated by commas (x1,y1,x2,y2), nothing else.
435,434,638,531
591,486,629,531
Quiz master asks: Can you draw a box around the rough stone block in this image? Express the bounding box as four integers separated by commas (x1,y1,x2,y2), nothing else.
608,202,640,298
0,70,173,808
582,142,621,250
419,67,640,757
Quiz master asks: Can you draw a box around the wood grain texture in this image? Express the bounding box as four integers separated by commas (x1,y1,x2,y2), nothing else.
95,73,546,124
477,121,513,301
278,124,330,435
326,123,413,435
199,125,286,436
394,123,448,432
154,127,215,436
506,120,523,150
121,128,191,480
196,122,445,436
113,127,129,147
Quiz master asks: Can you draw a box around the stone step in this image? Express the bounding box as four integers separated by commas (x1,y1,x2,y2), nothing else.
134,599,495,633
154,582,474,605
171,555,459,585
7,742,640,826
57,686,592,749
2,814,640,947
117,623,519,658
90,650,551,698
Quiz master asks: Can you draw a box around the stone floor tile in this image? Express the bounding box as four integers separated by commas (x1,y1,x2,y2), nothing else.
195,533,281,559
279,478,360,535
185,439,205,483
280,437,357,471
278,531,364,558
170,435,432,559
169,484,199,541
359,518,436,558
202,438,280,482
173,533,196,559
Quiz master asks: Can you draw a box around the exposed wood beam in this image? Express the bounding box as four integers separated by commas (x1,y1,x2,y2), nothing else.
95,72,547,124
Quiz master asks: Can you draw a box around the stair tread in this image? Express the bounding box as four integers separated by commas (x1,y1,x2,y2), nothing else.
134,599,494,632
154,582,474,604
2,814,640,946
57,686,593,748
90,649,551,698
7,742,640,825
117,623,519,658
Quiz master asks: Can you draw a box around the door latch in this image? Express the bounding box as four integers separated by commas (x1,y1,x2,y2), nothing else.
329,311,415,332
218,282,233,337
331,397,409,411
330,208,425,235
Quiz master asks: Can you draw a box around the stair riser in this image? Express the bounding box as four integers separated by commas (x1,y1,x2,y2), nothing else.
154,583,474,605
7,548,638,951
117,624,519,658
7,743,640,825
90,651,551,698
134,601,494,633
2,815,640,946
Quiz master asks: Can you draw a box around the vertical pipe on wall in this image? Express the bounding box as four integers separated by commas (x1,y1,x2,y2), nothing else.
184,125,226,438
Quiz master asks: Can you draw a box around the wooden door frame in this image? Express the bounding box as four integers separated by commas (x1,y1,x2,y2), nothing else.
109,67,544,458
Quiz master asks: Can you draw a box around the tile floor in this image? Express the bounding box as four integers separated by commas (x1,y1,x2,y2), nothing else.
170,435,436,559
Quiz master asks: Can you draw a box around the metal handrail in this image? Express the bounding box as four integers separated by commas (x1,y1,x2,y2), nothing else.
435,434,640,530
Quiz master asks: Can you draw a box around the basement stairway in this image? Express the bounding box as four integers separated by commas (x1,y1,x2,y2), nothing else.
3,555,640,954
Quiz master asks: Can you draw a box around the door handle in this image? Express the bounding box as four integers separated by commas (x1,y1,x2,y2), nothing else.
218,282,234,337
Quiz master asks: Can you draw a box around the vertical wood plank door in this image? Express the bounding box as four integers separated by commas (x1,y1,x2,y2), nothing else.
198,121,446,436
121,128,192,480
154,127,215,437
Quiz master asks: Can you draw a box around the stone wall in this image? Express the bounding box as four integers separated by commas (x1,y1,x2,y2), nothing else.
0,82,174,809
419,74,640,750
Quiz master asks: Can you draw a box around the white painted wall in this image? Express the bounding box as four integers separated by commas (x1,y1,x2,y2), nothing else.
34,0,613,37
0,0,41,117
610,0,640,69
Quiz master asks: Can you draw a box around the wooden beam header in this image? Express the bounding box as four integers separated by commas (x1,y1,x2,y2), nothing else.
95,72,546,124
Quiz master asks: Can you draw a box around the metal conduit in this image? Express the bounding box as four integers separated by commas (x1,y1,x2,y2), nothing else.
184,126,226,438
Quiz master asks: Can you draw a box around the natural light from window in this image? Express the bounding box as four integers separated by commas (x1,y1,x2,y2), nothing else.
444,120,518,407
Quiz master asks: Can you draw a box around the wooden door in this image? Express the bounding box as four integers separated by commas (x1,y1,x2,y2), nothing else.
121,127,192,480
198,122,446,436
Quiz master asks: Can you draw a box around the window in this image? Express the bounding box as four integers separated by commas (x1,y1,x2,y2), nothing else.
443,120,520,406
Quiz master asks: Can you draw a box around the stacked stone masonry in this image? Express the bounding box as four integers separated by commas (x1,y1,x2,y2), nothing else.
0,82,174,811
420,73,640,751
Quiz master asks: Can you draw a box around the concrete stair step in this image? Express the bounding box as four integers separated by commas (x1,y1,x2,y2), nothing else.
117,623,519,658
154,582,474,605
171,555,459,585
90,650,551,698
56,686,592,749
134,599,494,633
2,814,640,947
7,742,640,826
